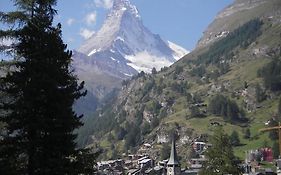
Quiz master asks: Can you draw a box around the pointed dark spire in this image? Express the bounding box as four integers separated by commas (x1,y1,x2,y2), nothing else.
167,137,179,165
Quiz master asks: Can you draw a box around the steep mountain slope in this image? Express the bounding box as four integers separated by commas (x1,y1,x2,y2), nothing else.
73,0,188,115
197,0,281,48
77,0,281,161
77,0,188,74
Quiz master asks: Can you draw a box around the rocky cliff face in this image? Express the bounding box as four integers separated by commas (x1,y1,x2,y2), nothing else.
197,0,281,48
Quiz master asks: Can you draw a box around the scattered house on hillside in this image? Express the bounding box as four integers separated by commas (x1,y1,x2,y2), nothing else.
188,158,207,170
139,158,153,170
245,148,273,163
192,141,211,154
127,168,140,175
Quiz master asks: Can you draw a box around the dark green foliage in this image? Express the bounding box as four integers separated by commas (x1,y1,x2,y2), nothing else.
200,127,240,175
166,96,175,106
0,1,96,174
208,94,246,122
113,126,127,141
141,121,151,135
269,120,278,140
141,79,155,97
190,106,206,118
146,100,161,115
196,19,263,66
77,105,121,147
72,149,99,175
192,93,203,104
218,62,230,74
244,128,251,139
190,106,200,118
278,98,281,117
135,109,143,126
255,83,266,102
187,145,198,159
258,58,281,91
174,65,183,74
171,81,188,94
160,143,171,160
230,130,240,146
159,108,167,119
125,123,141,150
208,69,220,81
244,81,249,89
186,92,193,103
272,141,279,159
151,117,160,128
190,65,206,77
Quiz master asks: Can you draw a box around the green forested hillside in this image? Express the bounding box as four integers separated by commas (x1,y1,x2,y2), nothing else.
77,1,281,161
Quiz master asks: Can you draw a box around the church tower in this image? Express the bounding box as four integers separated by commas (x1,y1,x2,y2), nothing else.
167,138,181,175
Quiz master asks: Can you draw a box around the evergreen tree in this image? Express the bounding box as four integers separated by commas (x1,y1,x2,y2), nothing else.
230,130,240,146
190,105,200,118
277,98,281,117
200,127,240,175
272,141,280,159
255,83,266,103
244,128,251,139
0,0,92,174
259,58,281,91
160,143,171,160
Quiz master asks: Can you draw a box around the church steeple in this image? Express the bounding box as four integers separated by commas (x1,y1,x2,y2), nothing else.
167,139,179,166
167,137,181,175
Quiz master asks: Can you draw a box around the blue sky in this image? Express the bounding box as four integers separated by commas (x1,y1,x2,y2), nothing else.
1,0,233,51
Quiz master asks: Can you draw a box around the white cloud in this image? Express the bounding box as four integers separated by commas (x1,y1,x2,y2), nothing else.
66,18,75,26
79,28,95,39
94,0,113,9
85,12,97,26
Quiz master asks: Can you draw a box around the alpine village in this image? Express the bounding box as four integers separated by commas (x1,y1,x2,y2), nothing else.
1,0,281,174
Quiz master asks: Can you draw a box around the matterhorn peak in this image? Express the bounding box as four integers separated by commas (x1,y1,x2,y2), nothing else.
77,0,188,75
111,0,140,19
113,0,130,7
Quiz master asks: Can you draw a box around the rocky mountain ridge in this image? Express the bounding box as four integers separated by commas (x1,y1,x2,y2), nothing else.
197,0,281,48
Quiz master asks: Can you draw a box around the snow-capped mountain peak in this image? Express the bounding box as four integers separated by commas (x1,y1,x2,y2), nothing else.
112,0,140,18
76,0,189,77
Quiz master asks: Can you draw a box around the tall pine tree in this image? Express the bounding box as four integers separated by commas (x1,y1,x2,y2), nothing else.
199,127,240,175
0,0,90,174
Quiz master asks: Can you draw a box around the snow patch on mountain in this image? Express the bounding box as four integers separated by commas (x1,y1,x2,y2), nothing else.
88,48,101,56
167,41,190,60
125,51,173,72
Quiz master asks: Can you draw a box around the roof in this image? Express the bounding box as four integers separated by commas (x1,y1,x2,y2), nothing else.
139,158,151,164
167,138,180,165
